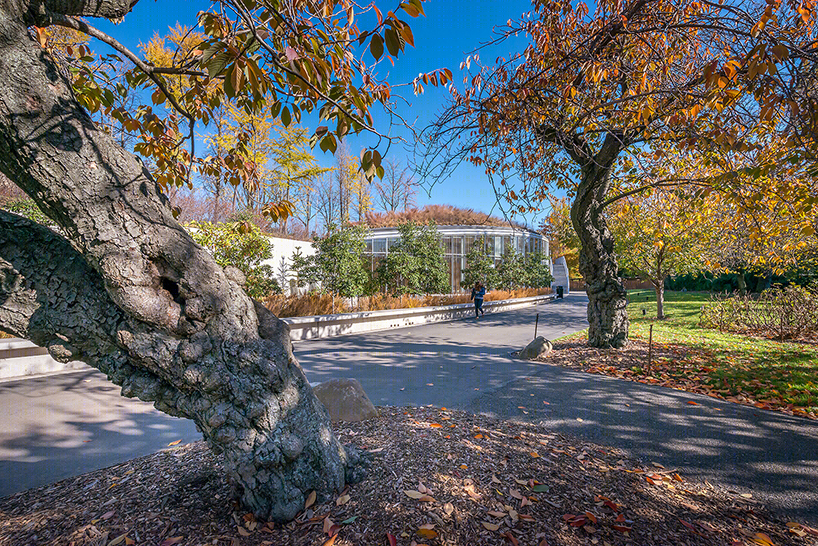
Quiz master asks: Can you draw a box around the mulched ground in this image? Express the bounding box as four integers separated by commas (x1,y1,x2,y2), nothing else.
2,406,816,546
536,339,818,420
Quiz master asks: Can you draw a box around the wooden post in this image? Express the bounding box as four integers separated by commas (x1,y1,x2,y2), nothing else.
647,324,653,375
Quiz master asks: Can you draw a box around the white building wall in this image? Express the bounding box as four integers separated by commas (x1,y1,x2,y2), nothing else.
551,255,570,294
261,236,316,295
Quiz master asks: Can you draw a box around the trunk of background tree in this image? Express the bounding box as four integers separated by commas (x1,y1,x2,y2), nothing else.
653,280,665,319
736,271,747,295
0,0,359,522
570,147,629,348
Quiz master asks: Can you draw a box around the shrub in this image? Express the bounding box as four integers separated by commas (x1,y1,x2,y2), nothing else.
187,220,282,299
700,285,818,340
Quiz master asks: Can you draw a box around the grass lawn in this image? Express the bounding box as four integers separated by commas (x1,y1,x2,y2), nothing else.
625,289,818,417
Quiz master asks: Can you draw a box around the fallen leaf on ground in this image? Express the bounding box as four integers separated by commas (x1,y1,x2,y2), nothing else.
167,439,182,446
417,524,437,539
503,530,520,545
305,491,316,509
482,522,501,531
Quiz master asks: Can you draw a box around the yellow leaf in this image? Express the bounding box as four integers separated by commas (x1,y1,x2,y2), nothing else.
167,439,182,446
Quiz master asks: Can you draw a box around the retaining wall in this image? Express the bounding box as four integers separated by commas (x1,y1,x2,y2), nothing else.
283,294,554,340
0,338,89,380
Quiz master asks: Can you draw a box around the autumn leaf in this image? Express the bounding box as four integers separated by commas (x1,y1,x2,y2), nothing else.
386,532,398,546
167,439,182,446
751,532,776,546
417,523,438,539
404,490,424,499
305,491,317,510
482,522,501,531
159,538,183,546
107,533,128,546
336,494,350,506
503,530,520,545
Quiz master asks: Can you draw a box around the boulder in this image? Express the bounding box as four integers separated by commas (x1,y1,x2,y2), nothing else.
519,336,553,360
312,378,379,422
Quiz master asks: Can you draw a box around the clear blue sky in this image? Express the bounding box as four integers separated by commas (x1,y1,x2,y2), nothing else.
94,0,550,228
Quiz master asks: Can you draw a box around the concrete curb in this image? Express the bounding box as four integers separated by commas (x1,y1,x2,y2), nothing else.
0,294,555,380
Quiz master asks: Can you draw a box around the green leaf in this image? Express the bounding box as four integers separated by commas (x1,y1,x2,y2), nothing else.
281,106,291,127
384,28,400,56
341,516,358,524
369,34,384,60
532,484,550,493
206,52,230,78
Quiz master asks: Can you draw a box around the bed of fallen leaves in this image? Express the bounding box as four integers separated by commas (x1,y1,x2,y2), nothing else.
2,406,817,546
538,339,818,421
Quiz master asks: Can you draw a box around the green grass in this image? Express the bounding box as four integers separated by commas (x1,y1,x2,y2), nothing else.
627,289,818,416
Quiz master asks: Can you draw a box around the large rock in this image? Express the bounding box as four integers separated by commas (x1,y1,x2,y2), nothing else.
313,378,379,422
519,336,553,360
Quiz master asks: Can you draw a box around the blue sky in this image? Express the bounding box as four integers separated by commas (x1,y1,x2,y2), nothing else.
93,0,549,227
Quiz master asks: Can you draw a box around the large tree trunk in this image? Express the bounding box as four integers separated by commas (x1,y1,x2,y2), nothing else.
0,0,358,522
570,135,629,348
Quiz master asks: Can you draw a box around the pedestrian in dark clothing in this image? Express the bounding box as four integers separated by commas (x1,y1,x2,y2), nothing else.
470,281,486,318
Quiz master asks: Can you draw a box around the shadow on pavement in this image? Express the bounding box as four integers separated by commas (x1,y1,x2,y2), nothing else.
467,365,818,526
0,370,199,498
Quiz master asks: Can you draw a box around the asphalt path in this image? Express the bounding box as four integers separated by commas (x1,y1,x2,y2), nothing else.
294,294,590,408
0,370,200,498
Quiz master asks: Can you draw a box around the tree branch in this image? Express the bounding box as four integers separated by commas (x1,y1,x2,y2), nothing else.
601,178,710,208
25,0,139,24
47,12,194,121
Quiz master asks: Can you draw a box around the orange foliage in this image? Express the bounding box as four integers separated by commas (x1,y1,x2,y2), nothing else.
363,204,528,229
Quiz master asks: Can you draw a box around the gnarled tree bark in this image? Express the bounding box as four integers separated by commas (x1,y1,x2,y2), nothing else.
0,0,359,522
569,133,629,348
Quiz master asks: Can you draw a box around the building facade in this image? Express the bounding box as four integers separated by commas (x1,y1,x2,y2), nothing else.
364,224,549,291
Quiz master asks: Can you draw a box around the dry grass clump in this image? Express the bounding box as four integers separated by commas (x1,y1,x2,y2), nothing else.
265,288,551,317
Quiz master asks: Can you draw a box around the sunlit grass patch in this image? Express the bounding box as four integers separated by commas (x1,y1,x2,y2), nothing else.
626,289,818,417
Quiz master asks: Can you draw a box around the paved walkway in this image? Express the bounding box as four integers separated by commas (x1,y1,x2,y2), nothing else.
3,292,817,526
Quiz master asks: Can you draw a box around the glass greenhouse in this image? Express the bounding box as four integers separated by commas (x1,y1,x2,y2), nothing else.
364,225,550,291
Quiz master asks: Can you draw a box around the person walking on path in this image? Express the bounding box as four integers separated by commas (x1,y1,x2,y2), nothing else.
470,281,486,318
